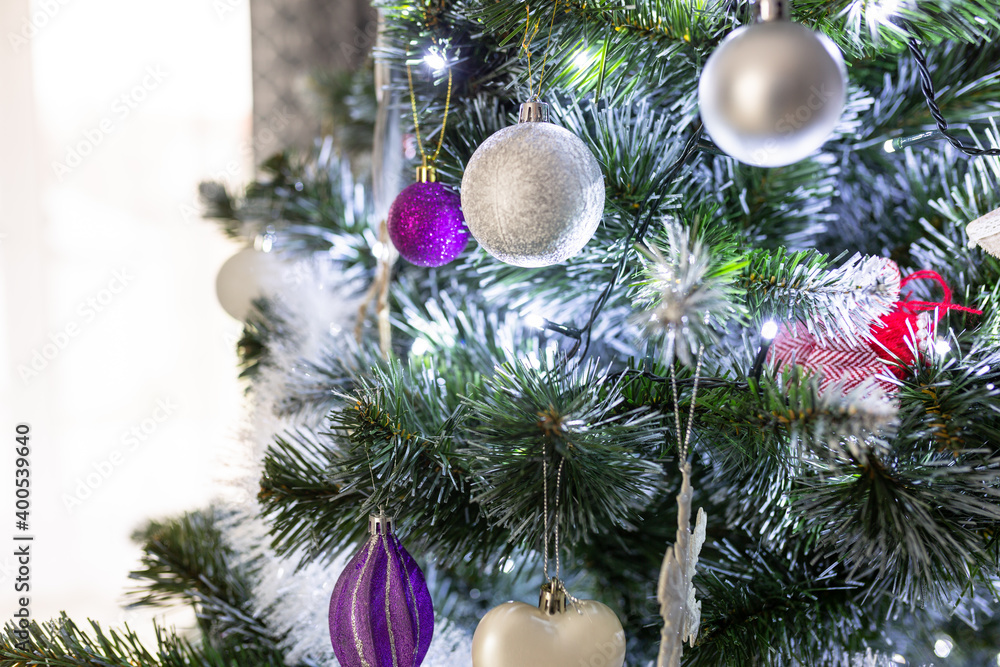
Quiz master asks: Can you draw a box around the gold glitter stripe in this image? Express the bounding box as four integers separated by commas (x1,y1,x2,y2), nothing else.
351,537,376,667
382,534,400,667
402,546,421,656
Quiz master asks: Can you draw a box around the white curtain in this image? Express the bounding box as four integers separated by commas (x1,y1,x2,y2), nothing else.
0,0,253,643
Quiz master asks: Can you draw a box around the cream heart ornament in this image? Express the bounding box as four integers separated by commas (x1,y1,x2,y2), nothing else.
471,580,626,667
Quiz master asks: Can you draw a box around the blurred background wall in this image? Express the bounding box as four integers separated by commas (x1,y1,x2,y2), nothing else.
250,0,375,158
0,0,370,645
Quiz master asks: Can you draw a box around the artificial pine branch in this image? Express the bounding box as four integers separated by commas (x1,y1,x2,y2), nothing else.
0,615,283,667
692,545,887,667
463,358,667,547
743,250,900,344
200,151,376,273
235,299,299,383
127,507,286,659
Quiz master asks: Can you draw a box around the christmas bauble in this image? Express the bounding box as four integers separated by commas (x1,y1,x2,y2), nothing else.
460,102,605,267
329,512,434,667
215,248,283,321
471,583,625,667
388,176,469,267
698,20,847,167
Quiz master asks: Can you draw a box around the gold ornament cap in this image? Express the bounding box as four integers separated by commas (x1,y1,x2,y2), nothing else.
538,578,567,615
369,510,394,535
415,164,437,183
518,101,550,124
757,0,790,21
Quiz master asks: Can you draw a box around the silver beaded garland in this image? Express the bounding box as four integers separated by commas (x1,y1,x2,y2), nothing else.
460,102,605,267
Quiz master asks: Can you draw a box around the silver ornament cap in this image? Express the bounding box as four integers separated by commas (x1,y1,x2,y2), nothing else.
697,12,847,167
757,0,790,21
460,102,605,267
518,101,550,123
368,509,394,535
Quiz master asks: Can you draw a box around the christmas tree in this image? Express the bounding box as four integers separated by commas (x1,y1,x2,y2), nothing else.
5,0,1000,664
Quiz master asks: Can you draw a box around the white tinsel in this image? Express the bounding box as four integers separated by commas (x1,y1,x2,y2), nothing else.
656,462,706,667
215,255,473,665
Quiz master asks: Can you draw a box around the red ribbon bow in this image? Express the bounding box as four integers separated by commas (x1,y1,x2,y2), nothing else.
870,270,982,378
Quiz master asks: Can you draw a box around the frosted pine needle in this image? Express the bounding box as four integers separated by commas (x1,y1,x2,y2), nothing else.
657,462,706,667
637,220,736,366
748,253,900,346
779,375,900,466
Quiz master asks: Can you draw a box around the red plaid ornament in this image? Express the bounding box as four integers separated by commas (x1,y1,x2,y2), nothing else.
769,265,981,395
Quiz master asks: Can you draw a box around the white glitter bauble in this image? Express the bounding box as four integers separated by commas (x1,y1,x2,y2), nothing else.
461,105,605,267
698,20,847,167
216,248,283,320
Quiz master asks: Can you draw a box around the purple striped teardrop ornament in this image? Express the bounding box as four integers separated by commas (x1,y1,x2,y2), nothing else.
329,511,434,667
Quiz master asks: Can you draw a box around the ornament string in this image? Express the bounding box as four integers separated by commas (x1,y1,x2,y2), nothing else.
405,61,453,166
364,443,385,514
520,1,560,100
542,445,575,605
669,344,704,462
897,270,982,317
907,40,1000,157
354,218,396,356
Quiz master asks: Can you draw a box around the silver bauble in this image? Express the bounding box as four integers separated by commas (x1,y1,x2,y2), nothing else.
461,106,605,267
698,21,847,167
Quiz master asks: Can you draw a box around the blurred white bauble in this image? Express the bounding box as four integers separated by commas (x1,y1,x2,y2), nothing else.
698,20,847,167
215,248,283,321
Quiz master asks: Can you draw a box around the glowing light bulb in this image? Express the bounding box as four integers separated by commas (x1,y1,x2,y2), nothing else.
933,338,951,356
883,139,896,153
423,51,447,71
891,655,906,665
761,320,779,340
523,313,546,330
572,50,591,69
867,0,901,26
411,338,431,356
933,638,953,658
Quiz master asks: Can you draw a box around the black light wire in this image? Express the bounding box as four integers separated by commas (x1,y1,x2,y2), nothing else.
539,125,705,362
908,39,1000,157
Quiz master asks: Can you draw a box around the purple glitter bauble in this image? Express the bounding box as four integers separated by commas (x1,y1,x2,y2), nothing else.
387,181,469,267
329,520,434,667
